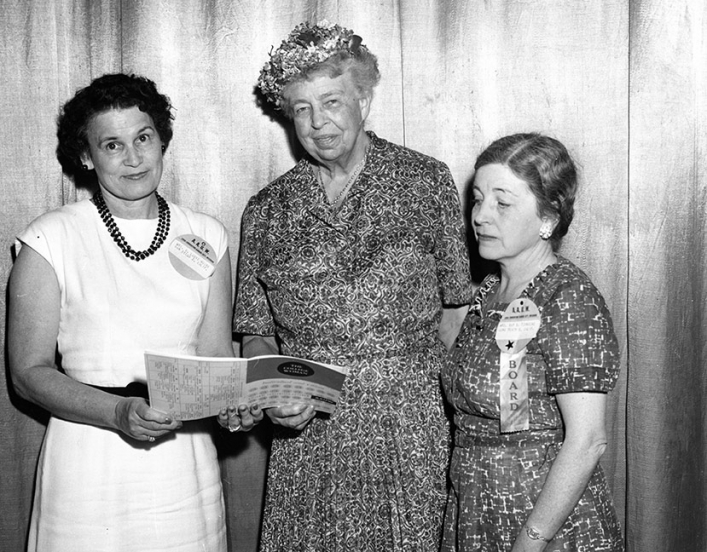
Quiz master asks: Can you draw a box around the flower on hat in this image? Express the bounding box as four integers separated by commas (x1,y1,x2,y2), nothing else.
258,20,366,109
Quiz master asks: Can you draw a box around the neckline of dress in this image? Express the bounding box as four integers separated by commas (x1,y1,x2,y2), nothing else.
474,258,563,319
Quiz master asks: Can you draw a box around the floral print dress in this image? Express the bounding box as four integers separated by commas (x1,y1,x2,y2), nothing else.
234,132,472,552
441,256,624,552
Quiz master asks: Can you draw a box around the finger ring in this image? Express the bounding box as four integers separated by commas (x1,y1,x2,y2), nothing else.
148,436,155,442
228,424,241,433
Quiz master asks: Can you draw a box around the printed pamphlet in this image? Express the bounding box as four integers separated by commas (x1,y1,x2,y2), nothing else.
144,351,349,421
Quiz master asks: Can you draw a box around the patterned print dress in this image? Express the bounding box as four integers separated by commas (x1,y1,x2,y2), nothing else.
441,256,624,552
234,132,472,552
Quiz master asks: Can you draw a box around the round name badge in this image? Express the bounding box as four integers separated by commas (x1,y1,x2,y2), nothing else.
495,298,541,354
168,234,217,280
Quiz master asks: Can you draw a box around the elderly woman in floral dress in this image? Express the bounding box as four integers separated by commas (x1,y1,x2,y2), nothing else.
233,21,472,552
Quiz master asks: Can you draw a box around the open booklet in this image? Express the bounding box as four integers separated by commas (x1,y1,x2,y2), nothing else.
144,351,349,421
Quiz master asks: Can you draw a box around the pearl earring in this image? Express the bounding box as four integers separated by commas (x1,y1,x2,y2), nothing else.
539,226,552,240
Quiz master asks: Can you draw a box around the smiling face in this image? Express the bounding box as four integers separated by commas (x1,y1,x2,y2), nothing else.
283,71,370,168
81,106,164,208
472,163,554,266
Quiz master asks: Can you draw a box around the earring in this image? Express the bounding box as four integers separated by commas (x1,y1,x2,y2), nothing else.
81,164,89,172
539,226,552,240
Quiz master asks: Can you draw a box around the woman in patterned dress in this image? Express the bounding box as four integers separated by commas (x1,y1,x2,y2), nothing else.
8,73,261,551
234,21,472,552
441,133,624,551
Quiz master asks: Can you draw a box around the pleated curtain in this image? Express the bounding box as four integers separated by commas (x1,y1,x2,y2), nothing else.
0,1,704,551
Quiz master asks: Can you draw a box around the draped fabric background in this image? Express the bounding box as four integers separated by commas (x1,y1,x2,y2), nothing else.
0,1,704,551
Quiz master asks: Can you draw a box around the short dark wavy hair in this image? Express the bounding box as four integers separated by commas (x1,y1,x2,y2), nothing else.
474,133,578,250
56,73,174,177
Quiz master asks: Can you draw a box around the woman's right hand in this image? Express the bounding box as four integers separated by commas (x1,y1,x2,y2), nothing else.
265,404,315,431
217,404,264,433
114,397,183,442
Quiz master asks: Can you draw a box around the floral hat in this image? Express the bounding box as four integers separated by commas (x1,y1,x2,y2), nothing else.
257,20,367,109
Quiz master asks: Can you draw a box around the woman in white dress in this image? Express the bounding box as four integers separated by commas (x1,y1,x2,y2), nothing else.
8,73,261,552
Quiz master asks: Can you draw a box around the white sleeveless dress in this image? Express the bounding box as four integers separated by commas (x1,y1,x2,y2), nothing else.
19,198,228,552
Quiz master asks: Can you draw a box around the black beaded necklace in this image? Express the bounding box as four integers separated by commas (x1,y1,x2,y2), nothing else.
92,190,171,262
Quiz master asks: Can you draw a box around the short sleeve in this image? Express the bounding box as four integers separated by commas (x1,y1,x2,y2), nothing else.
210,219,229,264
538,281,620,393
190,211,230,264
232,197,276,336
17,211,61,266
16,210,70,293
433,164,473,306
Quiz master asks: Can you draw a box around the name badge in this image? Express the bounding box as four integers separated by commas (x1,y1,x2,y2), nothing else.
495,298,541,433
169,234,216,280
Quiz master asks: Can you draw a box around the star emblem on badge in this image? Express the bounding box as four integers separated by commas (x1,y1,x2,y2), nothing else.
506,340,514,350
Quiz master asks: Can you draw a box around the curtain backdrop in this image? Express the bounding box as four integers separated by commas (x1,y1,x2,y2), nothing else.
0,1,704,551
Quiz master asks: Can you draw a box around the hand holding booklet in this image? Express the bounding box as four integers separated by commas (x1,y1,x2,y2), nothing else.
145,351,349,421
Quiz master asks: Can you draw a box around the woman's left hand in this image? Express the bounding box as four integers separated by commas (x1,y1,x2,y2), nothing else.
218,404,263,433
